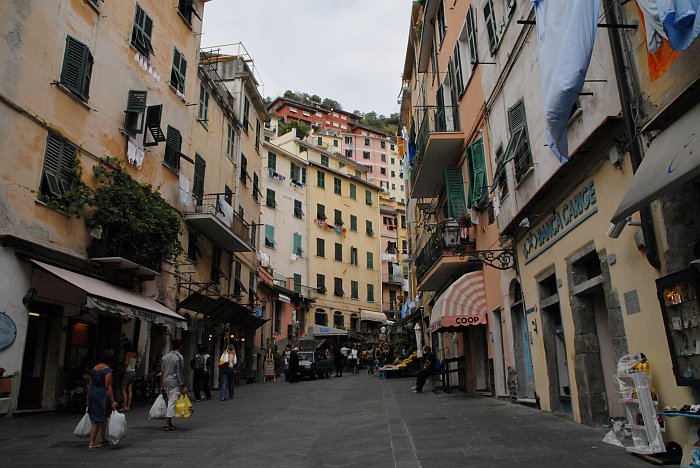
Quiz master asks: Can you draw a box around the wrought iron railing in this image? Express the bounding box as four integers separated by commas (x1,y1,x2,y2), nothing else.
411,105,460,187
185,193,254,249
382,274,403,285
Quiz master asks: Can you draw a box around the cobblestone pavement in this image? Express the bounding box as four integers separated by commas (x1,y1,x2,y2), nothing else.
0,373,649,467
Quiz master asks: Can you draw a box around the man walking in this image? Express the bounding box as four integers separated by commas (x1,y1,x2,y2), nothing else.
191,346,211,401
161,339,186,431
288,346,300,383
412,345,435,394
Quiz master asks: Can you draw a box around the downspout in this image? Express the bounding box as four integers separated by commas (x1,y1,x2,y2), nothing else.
603,0,660,269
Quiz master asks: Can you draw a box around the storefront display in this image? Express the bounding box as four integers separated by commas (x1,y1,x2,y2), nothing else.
657,268,700,386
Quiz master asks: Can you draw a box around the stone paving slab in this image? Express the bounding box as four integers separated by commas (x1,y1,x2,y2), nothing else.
0,373,651,467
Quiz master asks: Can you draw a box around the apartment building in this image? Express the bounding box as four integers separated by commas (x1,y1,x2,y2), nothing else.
269,97,361,131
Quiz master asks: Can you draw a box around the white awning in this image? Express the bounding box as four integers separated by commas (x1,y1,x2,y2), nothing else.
360,310,388,322
429,271,487,333
31,260,186,329
611,102,700,224
278,294,291,304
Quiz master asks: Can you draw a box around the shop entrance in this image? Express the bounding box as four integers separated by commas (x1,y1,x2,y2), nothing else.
18,302,61,410
510,281,535,399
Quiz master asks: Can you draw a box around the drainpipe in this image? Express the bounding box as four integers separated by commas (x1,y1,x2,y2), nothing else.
603,0,660,270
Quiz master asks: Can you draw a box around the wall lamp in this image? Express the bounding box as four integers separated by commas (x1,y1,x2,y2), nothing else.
22,288,37,307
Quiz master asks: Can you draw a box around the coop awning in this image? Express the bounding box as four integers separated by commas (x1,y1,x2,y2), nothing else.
31,260,187,329
611,102,700,225
429,271,487,333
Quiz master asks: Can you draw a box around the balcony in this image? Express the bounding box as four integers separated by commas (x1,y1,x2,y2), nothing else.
184,194,254,252
410,105,464,199
382,273,404,285
414,223,481,292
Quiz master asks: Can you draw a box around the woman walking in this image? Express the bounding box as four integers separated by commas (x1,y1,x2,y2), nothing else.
87,349,117,451
121,343,137,411
218,343,237,400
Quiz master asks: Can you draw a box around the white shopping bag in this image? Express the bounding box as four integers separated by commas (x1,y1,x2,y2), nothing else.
149,394,167,419
73,408,91,437
107,410,127,444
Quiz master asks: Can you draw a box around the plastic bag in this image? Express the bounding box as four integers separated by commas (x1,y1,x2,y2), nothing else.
149,394,167,419
107,410,127,444
73,408,91,437
175,394,193,419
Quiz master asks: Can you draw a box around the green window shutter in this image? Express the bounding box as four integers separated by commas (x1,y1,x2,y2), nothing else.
317,170,325,188
367,252,374,269
227,123,234,157
445,167,467,217
301,167,307,184
61,36,92,100
365,190,372,205
466,6,478,67
266,189,276,208
170,48,187,94
294,199,303,218
349,183,356,199
144,104,165,147
508,100,527,132
293,274,301,294
367,284,374,302
351,281,358,299
131,4,154,57
267,152,276,170
466,139,487,209
165,126,182,170
293,232,302,255
125,90,147,135
350,215,357,231
126,90,147,112
42,132,77,198
265,225,275,246
193,154,205,201
334,177,341,195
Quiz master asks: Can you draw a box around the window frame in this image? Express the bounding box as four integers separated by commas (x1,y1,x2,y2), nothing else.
170,47,187,95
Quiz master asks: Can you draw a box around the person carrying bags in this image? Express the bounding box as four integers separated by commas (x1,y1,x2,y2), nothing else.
218,343,237,401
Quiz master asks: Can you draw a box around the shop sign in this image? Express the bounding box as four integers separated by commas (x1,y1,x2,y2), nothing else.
428,313,487,333
522,180,597,264
0,312,17,350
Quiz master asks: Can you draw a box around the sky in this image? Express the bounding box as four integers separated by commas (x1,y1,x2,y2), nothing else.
201,1,414,117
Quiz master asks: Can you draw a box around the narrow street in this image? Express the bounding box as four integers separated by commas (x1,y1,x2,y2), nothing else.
0,374,646,467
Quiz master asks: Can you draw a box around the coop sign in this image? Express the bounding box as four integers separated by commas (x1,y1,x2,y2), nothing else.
523,180,597,264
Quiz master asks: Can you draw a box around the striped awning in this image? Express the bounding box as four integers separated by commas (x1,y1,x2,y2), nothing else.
429,271,487,333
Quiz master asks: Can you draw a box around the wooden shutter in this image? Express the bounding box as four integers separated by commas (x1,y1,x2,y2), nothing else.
508,100,527,132
125,90,147,135
193,154,205,201
265,225,275,245
144,104,165,146
365,190,372,205
293,232,302,255
165,126,181,170
469,139,488,209
171,48,187,93
61,36,91,100
132,4,155,57
126,90,147,113
444,168,467,218
466,6,478,67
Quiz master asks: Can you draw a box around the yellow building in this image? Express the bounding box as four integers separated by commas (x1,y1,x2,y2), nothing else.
0,0,213,413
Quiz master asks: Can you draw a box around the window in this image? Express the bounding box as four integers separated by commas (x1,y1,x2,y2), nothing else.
317,203,326,221
345,149,353,158
351,281,359,299
380,167,386,175
267,151,276,170
290,162,300,181
367,284,375,302
316,238,325,257
386,241,398,254
164,126,181,171
380,141,386,149
365,190,372,206
363,151,370,159
170,47,187,95
294,199,303,218
224,185,232,205
367,252,374,269
505,99,533,182
301,166,307,184
315,309,328,326
317,136,323,146
266,188,276,208
366,220,374,237
317,170,325,188
350,215,357,231
240,154,248,185
335,243,342,261
364,138,371,146
345,136,352,144
252,172,259,200
484,0,499,55
124,90,147,136
381,154,387,162
465,140,487,210
437,0,447,44
402,240,408,254
265,225,275,247
226,123,234,159
334,311,344,328
193,154,205,202
243,96,250,130
321,155,329,167
293,232,303,256
187,232,198,262
349,184,357,200
131,4,154,59
255,120,260,151
334,209,343,225
390,144,395,151
466,6,478,68
391,170,395,177
211,245,222,283
401,215,406,229
233,261,243,295
198,83,209,122
334,177,342,195
178,0,196,25
293,274,301,294
60,36,93,102
40,132,77,200
493,145,509,200
350,247,358,266
334,277,344,297
333,140,339,147
274,301,282,334
317,274,326,293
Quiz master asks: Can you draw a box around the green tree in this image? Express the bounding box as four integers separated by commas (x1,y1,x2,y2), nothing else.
278,120,310,138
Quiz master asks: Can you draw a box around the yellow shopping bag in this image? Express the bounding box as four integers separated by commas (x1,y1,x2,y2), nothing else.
175,394,193,419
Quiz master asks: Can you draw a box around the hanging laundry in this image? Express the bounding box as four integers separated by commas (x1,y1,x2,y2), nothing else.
217,198,234,226
637,0,668,53
127,136,145,169
531,0,600,162
658,0,700,51
342,228,347,238
178,174,192,206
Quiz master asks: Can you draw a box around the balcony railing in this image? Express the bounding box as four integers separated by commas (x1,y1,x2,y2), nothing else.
382,273,403,285
184,193,254,252
411,105,460,186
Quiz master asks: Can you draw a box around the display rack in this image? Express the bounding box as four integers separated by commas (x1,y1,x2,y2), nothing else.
616,372,664,454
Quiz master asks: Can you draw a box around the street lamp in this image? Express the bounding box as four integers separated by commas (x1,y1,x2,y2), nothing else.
414,322,423,358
